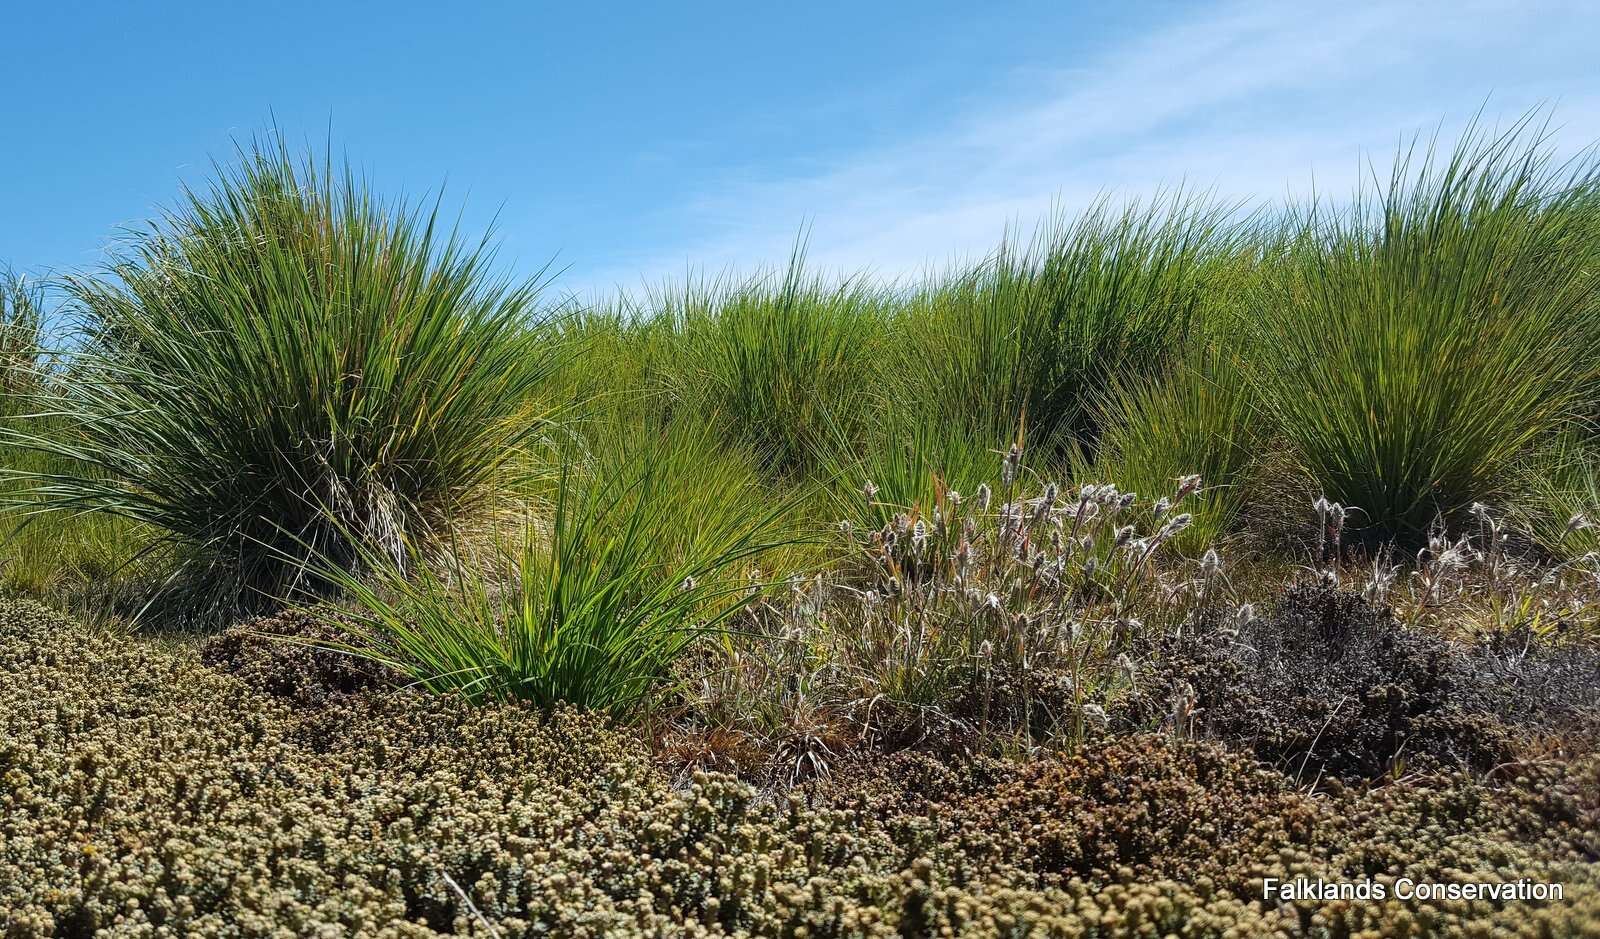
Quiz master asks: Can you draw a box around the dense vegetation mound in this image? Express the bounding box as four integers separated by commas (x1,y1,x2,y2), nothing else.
4,599,1598,937
1125,585,1600,782
199,609,404,710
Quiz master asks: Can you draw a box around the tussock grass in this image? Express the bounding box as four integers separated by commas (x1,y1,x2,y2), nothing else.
0,441,144,610
0,270,41,404
814,408,1011,536
549,415,818,576
900,193,1240,455
670,252,892,476
1248,119,1600,543
1083,333,1262,551
8,121,1600,939
1,274,146,614
1517,430,1600,559
1,138,563,616
535,304,686,427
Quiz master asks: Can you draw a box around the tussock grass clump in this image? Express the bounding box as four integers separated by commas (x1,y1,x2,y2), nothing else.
814,411,1008,536
1518,430,1600,559
0,269,41,405
670,254,891,476
536,308,686,424
1084,333,1262,551
2,273,146,608
555,417,813,577
1249,120,1600,543
903,194,1239,454
1,139,561,615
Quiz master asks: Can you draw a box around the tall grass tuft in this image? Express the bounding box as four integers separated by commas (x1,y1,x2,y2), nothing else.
1083,331,1261,551
309,437,792,715
815,408,1010,536
547,415,815,577
902,194,1238,455
1,138,561,615
1248,119,1600,543
1,270,42,407
535,307,686,427
671,250,890,476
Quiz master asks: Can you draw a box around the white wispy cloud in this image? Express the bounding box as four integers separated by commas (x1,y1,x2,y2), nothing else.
575,0,1600,298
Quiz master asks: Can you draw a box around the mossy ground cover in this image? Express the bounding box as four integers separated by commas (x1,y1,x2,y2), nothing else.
3,596,1598,938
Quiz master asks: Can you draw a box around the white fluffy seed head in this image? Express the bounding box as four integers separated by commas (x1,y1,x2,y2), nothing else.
1001,443,1023,485
1081,704,1109,730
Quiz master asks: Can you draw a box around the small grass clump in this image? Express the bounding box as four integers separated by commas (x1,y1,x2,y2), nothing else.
1,139,562,617
679,451,1223,778
309,430,793,715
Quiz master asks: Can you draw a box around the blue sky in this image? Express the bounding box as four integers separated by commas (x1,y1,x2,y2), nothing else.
4,0,1598,301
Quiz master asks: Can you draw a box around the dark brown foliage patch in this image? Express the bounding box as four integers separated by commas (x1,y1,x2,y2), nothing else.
1124,584,1600,782
199,607,402,708
814,736,1320,886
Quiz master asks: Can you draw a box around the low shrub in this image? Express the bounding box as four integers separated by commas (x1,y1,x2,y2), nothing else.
813,735,1321,886
199,608,402,709
1125,584,1600,781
